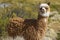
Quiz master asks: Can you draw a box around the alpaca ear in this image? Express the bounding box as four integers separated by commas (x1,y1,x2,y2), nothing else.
47,2,50,5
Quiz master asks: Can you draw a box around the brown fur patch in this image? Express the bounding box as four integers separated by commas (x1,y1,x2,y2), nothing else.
7,17,48,40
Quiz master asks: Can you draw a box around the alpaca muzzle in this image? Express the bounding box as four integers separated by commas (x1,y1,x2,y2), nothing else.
40,7,46,13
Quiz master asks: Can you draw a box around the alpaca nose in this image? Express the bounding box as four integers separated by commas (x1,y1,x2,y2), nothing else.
40,8,45,13
42,9,44,11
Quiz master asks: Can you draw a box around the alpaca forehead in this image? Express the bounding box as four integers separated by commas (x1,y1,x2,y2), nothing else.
40,4,49,7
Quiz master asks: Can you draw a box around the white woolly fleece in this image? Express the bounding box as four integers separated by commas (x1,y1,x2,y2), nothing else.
40,3,49,7
40,12,50,17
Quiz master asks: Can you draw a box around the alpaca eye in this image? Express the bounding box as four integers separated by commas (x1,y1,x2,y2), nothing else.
45,7,48,9
40,8,42,10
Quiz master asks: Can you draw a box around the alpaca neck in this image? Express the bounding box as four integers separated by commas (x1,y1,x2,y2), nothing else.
37,14,48,30
37,15,48,39
38,11,50,24
38,14,48,22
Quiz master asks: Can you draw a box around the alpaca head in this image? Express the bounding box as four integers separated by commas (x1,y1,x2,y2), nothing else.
39,3,50,17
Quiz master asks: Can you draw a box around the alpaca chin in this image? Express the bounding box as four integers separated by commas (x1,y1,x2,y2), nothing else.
40,12,50,17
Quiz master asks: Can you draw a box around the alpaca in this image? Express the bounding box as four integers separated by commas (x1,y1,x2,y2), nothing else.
7,3,50,40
